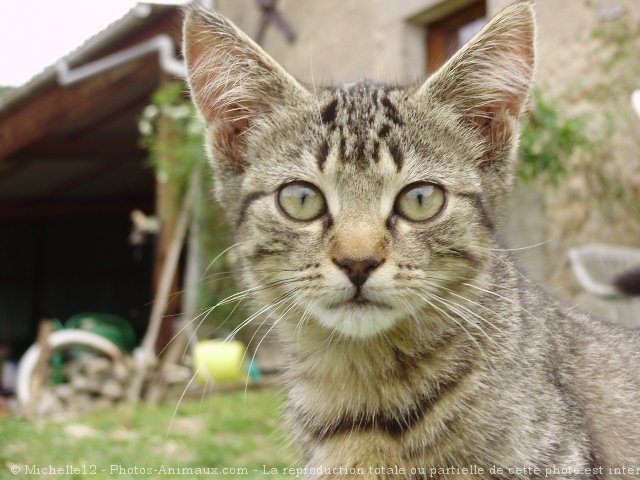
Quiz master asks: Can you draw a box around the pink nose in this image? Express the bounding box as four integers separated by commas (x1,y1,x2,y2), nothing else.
332,257,385,287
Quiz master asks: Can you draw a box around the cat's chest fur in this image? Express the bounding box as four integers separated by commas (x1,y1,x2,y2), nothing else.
285,331,487,472
278,279,581,479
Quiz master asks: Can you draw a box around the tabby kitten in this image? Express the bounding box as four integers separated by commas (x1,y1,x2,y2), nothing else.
183,3,640,479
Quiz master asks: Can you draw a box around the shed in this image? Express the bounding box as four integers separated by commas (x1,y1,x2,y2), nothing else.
0,3,184,358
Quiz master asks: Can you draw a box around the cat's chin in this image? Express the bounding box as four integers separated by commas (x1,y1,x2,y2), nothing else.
310,302,405,339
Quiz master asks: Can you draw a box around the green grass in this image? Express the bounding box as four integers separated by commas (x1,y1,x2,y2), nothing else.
1,389,299,479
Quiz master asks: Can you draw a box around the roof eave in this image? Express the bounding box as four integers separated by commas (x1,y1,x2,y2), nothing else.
0,2,180,117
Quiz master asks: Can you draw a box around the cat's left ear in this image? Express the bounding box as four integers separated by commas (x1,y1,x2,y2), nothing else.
415,2,535,167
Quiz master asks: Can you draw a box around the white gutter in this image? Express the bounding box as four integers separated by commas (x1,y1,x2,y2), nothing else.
56,34,185,85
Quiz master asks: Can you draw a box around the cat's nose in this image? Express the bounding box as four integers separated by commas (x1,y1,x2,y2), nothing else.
332,257,385,288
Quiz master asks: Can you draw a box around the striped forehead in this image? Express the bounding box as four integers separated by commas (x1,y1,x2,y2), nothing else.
316,81,405,174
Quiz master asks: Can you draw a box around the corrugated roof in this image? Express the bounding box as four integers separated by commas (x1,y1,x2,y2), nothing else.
0,2,182,117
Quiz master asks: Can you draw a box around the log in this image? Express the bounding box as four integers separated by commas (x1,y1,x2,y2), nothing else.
24,320,55,418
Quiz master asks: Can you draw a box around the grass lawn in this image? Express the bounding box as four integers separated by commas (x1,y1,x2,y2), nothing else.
1,389,300,479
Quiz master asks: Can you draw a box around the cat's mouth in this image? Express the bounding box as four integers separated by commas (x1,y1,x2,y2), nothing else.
313,290,403,337
330,293,392,310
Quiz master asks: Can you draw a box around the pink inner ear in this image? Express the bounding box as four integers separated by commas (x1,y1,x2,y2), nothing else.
210,102,255,174
232,118,250,136
225,112,250,137
210,100,258,136
471,104,502,137
472,109,495,132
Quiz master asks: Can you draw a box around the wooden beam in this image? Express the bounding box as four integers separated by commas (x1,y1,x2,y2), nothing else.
41,158,132,197
153,103,182,353
66,97,151,141
15,139,142,160
0,159,30,181
0,59,158,161
0,197,153,222
129,172,195,402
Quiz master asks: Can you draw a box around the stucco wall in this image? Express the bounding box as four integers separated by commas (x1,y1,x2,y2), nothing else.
215,0,379,84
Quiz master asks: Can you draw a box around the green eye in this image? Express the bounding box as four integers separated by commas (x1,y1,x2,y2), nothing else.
277,182,327,221
395,183,446,222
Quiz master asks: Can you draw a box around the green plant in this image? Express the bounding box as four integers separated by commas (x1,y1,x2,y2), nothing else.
139,81,204,191
518,89,593,183
0,390,295,479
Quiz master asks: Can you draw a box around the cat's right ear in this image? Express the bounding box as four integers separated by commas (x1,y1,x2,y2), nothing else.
183,8,309,173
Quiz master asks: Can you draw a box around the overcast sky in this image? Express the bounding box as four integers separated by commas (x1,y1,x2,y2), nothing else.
0,1,187,87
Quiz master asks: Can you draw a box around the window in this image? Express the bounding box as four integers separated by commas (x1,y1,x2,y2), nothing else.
426,1,487,73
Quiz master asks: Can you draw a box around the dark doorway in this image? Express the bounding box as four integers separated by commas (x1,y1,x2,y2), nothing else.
0,214,153,358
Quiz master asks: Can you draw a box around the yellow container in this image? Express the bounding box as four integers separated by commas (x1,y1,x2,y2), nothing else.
194,340,247,384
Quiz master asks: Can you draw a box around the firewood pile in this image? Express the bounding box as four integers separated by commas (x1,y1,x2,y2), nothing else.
34,354,137,416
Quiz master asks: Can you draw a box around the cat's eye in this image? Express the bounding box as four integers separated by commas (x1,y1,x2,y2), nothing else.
277,182,327,221
394,182,446,222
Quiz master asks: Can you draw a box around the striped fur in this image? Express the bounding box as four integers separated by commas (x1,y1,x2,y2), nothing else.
184,3,640,478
